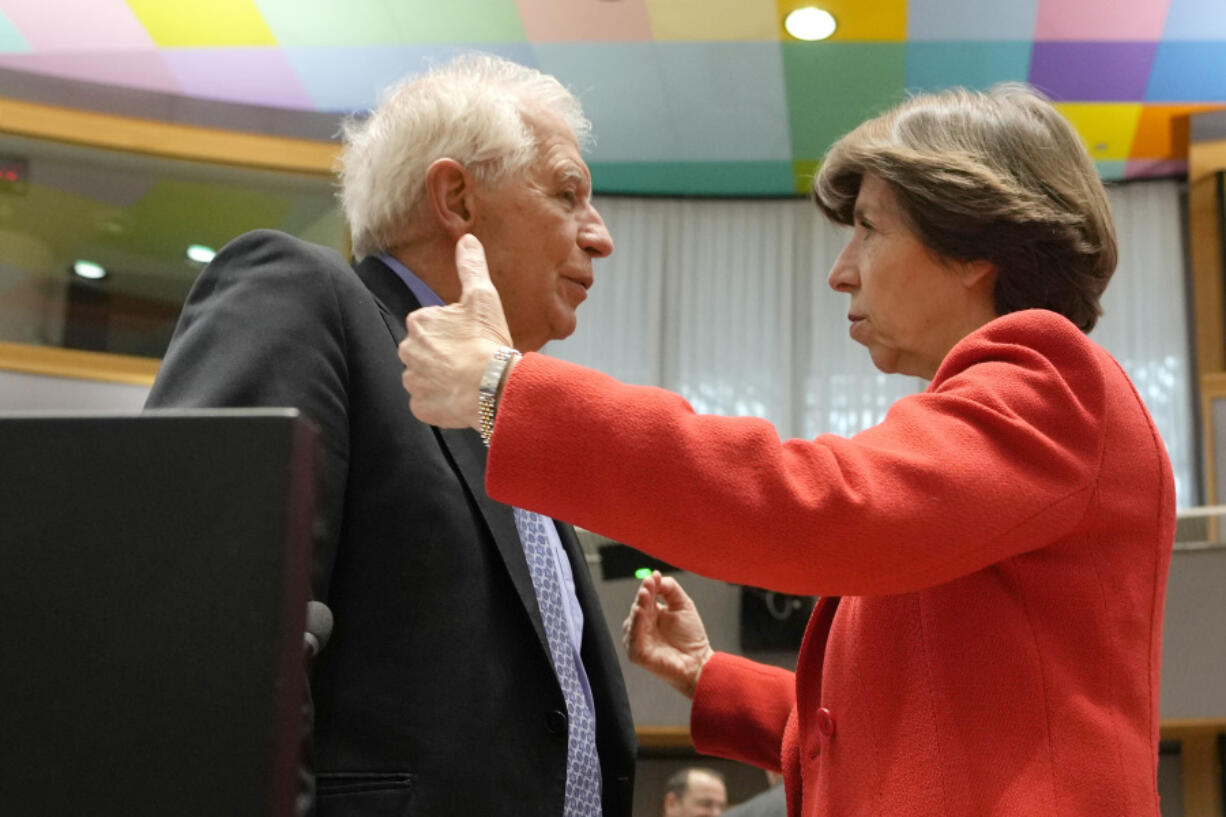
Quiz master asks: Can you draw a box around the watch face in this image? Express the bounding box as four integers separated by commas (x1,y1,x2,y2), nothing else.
480,348,511,394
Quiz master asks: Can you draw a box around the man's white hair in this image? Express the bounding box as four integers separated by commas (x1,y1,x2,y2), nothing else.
338,54,592,259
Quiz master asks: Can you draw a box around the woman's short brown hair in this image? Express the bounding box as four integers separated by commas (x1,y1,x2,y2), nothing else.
814,84,1117,332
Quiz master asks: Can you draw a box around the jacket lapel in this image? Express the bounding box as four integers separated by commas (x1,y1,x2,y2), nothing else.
354,256,551,656
438,426,550,656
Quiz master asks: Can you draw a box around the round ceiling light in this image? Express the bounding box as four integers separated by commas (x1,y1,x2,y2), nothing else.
785,7,837,41
72,260,107,280
186,244,216,264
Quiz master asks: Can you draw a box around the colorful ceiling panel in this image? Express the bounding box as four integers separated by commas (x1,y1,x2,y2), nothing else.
0,0,1223,195
1034,0,1171,40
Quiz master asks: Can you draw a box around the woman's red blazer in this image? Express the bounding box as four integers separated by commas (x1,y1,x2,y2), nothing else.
487,309,1175,817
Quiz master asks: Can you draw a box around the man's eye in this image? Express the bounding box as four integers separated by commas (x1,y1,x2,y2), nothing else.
560,190,578,205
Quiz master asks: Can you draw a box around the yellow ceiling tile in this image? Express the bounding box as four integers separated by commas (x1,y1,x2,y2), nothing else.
778,0,906,42
126,0,276,47
647,0,778,41
1054,103,1143,163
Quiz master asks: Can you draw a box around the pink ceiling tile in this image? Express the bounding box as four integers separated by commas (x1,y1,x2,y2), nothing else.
162,48,315,110
1034,0,1172,40
1125,158,1187,178
516,0,652,42
0,0,153,51
0,50,179,93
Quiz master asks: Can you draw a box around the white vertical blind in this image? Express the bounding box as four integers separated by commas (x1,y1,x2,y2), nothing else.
1097,180,1195,506
551,179,1194,506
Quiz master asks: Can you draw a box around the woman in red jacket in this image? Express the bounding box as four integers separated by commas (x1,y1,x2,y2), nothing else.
400,85,1174,817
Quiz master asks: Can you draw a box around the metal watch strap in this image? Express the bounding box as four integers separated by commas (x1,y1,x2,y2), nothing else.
478,346,520,446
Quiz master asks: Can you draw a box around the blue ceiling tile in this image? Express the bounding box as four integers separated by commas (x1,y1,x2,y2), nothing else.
1147,41,1226,101
905,41,1033,93
907,0,1039,40
540,42,790,163
1162,0,1226,40
536,43,678,162
654,42,790,161
284,43,538,113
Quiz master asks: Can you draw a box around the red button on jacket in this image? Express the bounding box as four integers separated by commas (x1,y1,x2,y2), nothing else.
815,707,835,737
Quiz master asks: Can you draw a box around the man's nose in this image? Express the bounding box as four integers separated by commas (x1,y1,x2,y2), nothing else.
582,205,614,258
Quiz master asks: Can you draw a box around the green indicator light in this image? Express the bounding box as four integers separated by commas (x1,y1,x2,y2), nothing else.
633,567,653,580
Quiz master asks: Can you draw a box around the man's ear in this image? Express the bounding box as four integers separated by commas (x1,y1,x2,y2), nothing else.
423,158,476,240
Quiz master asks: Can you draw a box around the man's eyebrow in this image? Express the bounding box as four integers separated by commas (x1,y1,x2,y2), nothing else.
557,165,588,186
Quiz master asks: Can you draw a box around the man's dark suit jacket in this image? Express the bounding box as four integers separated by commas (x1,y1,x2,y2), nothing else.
146,229,636,816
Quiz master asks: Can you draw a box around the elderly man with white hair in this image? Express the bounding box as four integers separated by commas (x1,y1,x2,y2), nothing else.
146,54,634,817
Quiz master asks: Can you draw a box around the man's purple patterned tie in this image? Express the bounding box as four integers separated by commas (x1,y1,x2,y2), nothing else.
513,508,602,816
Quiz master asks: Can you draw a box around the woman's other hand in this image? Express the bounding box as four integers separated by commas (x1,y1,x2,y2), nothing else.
623,571,714,699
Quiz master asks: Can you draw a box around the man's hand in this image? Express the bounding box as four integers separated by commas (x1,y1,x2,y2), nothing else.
623,571,714,699
399,234,514,429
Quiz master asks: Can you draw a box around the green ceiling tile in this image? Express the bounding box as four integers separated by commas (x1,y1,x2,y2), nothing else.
0,9,30,52
590,161,796,196
255,0,400,46
1094,160,1128,181
384,0,526,43
783,43,907,160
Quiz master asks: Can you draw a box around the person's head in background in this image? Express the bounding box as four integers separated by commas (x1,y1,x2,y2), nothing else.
816,83,1117,379
663,766,728,817
339,53,613,353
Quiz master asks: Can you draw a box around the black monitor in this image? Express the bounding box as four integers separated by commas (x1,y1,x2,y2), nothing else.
0,409,317,817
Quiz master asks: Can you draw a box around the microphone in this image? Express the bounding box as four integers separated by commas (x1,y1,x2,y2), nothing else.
304,601,333,659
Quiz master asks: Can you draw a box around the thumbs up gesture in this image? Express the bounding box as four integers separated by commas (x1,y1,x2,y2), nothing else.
399,234,513,429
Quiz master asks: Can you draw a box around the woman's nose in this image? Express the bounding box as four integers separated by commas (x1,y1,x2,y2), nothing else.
828,242,858,292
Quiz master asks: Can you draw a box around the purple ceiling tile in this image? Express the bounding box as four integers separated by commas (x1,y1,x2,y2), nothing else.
161,48,315,111
1029,41,1157,101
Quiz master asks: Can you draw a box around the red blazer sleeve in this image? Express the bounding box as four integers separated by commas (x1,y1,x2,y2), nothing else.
689,653,795,772
487,310,1107,596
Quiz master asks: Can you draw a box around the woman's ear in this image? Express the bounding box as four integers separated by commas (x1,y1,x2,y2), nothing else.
423,158,476,241
958,258,997,291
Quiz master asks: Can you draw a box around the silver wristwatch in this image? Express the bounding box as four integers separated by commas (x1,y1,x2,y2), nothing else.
478,346,521,446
